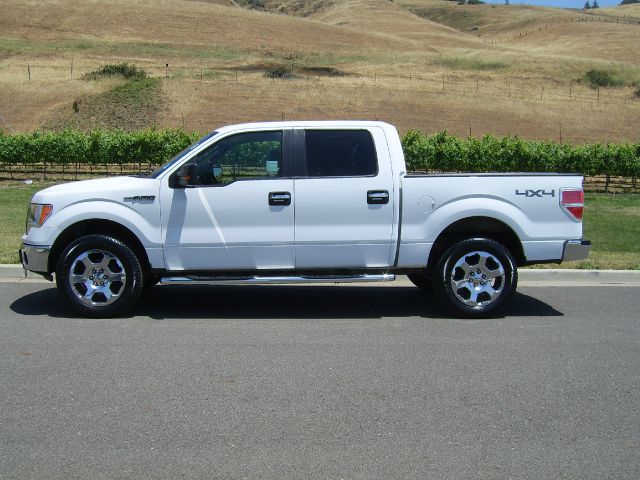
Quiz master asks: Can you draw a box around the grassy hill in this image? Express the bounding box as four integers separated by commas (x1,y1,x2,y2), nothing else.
0,0,638,142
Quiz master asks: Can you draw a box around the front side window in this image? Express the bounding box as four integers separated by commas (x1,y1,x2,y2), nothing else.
187,131,282,186
305,130,377,177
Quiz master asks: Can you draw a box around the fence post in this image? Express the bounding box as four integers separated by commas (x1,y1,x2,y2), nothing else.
28,64,31,82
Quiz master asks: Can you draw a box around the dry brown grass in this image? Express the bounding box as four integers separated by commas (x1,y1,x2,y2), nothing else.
599,4,640,20
0,0,639,142
159,72,639,142
398,0,575,36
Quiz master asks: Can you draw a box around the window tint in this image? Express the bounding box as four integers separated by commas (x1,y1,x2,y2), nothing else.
305,130,377,177
188,131,282,186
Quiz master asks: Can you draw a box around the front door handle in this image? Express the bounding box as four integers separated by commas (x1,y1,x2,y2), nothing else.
269,191,291,206
367,190,389,205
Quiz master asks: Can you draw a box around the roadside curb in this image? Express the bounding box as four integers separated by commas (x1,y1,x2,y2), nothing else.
519,268,640,285
1,264,639,286
0,264,46,281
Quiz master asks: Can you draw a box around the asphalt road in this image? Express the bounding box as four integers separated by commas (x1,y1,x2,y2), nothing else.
1,282,638,479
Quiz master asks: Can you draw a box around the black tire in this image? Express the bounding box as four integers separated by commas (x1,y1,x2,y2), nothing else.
407,272,433,291
432,238,517,318
143,274,161,292
55,234,144,317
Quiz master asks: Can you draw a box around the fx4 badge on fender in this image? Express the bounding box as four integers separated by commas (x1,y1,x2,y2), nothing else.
123,195,156,203
515,189,555,198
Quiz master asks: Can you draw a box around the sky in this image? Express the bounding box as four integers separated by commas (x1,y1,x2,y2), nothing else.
483,0,622,7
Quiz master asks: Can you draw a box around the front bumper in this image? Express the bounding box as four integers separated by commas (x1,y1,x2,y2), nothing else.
562,239,591,262
20,244,51,274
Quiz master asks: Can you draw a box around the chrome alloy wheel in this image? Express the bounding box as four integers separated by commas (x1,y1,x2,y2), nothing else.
450,250,505,308
68,249,127,307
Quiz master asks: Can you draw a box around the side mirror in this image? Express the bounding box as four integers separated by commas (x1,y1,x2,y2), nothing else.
173,163,197,188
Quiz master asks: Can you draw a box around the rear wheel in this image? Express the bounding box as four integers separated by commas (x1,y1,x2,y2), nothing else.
56,234,144,317
433,238,517,318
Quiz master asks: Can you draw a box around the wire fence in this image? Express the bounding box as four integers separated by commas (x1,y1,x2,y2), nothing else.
1,58,639,146
2,61,638,106
480,13,640,44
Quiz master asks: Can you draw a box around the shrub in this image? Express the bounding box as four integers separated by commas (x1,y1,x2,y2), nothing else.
83,63,147,81
1,129,638,179
0,129,198,167
399,130,640,177
236,0,265,8
264,65,294,79
584,69,624,88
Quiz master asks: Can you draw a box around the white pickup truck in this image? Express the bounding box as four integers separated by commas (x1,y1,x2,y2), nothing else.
21,121,590,318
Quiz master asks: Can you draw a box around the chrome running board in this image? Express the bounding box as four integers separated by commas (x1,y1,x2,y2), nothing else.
160,273,396,285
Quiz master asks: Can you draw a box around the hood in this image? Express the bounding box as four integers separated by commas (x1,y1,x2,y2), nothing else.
31,176,159,205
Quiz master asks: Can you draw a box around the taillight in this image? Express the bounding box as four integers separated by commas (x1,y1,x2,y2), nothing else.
560,189,584,221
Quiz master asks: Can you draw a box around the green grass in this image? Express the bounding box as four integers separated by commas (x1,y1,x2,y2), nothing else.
1,185,638,268
45,78,164,131
0,37,245,62
435,55,508,71
565,193,640,270
0,183,57,264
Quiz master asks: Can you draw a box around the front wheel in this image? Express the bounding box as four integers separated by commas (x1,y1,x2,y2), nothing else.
433,238,517,318
56,234,144,317
407,272,433,291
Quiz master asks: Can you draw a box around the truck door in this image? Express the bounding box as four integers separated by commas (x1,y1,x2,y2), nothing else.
293,128,396,269
160,129,295,271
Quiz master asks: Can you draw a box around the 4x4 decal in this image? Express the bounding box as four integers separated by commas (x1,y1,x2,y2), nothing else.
515,189,555,198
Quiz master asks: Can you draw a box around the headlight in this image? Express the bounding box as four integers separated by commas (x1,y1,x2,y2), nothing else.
26,203,53,234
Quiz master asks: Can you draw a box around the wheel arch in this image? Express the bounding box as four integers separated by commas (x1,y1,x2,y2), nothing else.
426,216,525,273
48,219,151,274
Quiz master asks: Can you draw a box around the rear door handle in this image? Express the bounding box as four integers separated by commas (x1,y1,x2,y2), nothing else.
367,190,389,205
269,191,291,206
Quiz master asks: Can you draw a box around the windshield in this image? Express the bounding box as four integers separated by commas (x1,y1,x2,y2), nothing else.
147,131,219,179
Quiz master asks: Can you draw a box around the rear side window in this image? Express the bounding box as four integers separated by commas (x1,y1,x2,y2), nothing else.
305,130,377,177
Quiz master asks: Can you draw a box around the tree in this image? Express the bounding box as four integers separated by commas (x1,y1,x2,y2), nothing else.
620,0,640,5
592,0,600,7
505,0,510,4
584,0,591,8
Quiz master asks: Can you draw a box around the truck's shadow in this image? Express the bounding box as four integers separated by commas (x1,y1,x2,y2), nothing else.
11,284,563,319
